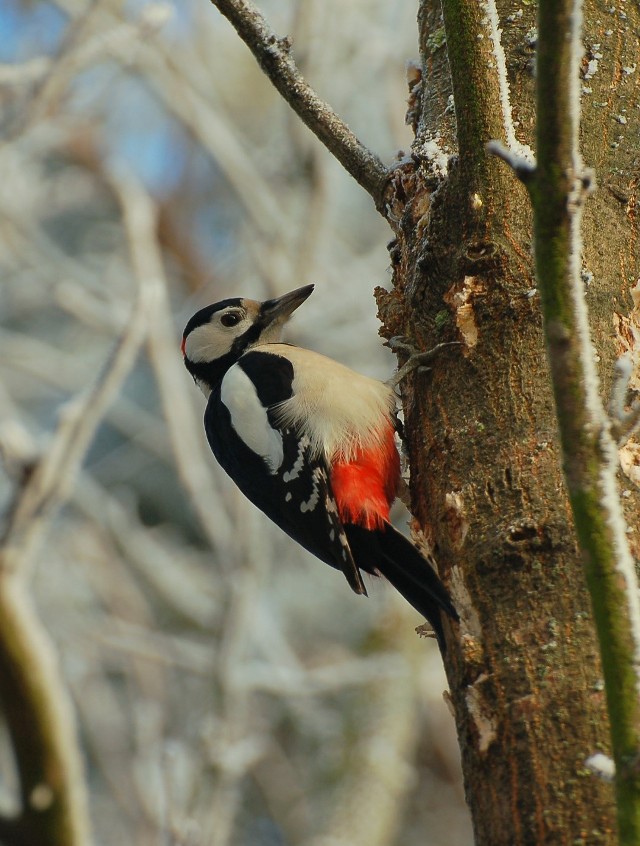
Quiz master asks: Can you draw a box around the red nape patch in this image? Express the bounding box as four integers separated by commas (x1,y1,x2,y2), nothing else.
330,425,400,530
180,336,186,357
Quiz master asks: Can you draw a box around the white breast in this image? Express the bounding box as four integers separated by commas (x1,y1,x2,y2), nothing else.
256,343,396,461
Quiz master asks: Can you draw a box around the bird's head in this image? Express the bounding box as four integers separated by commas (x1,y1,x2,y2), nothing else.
182,284,314,394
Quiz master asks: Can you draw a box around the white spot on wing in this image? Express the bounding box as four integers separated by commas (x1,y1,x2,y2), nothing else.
220,364,283,473
283,436,309,482
326,496,338,514
300,467,325,513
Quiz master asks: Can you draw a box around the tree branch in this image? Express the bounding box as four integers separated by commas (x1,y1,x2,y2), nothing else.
526,1,640,839
206,0,389,208
485,139,536,184
109,166,237,567
439,0,517,200
0,581,91,846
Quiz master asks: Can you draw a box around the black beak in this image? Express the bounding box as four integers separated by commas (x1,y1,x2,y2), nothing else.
261,285,314,323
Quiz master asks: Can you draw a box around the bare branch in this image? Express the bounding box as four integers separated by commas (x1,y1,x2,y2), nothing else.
1,267,150,571
0,580,92,846
206,0,389,207
109,166,236,565
486,140,536,183
3,1,171,142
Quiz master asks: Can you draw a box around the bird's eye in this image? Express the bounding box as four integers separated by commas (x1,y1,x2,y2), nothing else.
221,312,241,327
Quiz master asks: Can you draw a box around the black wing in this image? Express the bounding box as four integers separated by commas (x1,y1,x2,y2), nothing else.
204,350,366,595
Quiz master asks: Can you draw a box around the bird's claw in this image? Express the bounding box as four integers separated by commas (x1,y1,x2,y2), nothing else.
386,339,460,389
385,335,413,354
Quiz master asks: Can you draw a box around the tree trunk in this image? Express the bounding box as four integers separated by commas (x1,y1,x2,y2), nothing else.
376,1,640,843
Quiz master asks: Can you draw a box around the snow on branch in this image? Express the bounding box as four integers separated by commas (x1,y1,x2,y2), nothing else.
482,0,534,166
586,753,616,783
486,140,536,183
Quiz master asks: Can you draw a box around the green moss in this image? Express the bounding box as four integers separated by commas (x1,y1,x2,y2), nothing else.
435,309,450,331
426,27,446,53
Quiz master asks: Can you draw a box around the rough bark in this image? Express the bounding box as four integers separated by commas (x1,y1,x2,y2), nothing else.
376,1,640,843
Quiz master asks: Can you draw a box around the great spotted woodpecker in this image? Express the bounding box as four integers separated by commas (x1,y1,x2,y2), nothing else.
182,285,458,649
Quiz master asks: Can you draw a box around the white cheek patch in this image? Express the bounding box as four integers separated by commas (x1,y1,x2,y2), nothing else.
185,319,252,363
220,365,284,473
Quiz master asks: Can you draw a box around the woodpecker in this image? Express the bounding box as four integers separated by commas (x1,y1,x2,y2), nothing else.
182,285,458,649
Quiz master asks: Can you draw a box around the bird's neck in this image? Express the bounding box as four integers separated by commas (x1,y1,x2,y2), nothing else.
185,350,238,397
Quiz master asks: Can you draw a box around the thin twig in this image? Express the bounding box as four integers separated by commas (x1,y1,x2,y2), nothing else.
202,498,269,846
71,473,217,628
486,140,536,183
3,0,171,142
206,0,389,207
109,166,236,565
0,327,171,460
106,36,289,239
1,267,150,570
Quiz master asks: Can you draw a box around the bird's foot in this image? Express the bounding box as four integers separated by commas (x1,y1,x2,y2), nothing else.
385,336,459,389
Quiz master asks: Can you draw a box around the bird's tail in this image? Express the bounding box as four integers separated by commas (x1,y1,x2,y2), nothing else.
345,522,458,651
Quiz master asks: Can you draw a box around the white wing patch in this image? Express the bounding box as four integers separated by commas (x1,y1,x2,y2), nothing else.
220,364,284,473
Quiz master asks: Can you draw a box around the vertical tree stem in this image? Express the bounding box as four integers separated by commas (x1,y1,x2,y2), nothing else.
0,578,91,846
532,1,640,839
439,0,508,200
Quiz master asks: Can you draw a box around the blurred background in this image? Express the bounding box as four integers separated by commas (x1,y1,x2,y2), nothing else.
0,0,471,843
